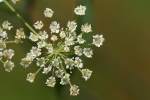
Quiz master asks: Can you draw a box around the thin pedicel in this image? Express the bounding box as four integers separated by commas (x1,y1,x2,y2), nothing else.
3,0,38,34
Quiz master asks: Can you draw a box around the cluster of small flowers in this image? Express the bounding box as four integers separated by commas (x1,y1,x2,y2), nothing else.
0,21,25,72
20,5,104,96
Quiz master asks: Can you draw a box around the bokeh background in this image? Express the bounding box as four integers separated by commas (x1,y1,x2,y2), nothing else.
0,0,150,100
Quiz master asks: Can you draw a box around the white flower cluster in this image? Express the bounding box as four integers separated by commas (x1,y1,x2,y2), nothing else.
0,21,25,72
20,5,105,96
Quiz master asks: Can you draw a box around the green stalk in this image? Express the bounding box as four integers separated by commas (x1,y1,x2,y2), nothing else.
3,0,38,34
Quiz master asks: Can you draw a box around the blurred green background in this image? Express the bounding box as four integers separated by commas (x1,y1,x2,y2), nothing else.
0,0,150,100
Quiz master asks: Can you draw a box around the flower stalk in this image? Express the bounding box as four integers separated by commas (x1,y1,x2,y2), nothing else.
3,0,38,34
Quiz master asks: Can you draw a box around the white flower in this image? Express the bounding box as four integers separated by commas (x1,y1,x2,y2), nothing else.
44,8,54,18
55,69,64,78
37,41,47,48
4,60,14,72
70,85,80,96
45,76,56,87
81,23,92,33
15,28,26,39
33,21,44,30
49,21,60,33
3,49,14,59
36,57,45,67
51,57,62,67
65,58,74,69
38,31,48,40
30,46,41,57
65,37,75,46
0,30,7,39
63,46,70,52
29,32,39,42
74,57,83,68
59,30,66,39
0,27,7,39
77,34,85,44
2,21,13,30
67,21,77,32
46,43,53,53
81,69,92,81
60,73,70,85
93,34,104,47
0,39,6,50
51,35,58,42
26,73,36,83
74,5,86,15
26,52,36,60
83,48,93,58
74,46,82,56
42,65,52,74
20,57,32,68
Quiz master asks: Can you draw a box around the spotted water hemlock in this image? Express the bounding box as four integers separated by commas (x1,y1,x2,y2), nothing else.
19,5,105,96
0,21,25,72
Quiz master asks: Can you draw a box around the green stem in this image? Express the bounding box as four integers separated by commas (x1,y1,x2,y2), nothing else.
5,40,17,44
35,67,42,75
3,0,38,34
0,60,5,64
